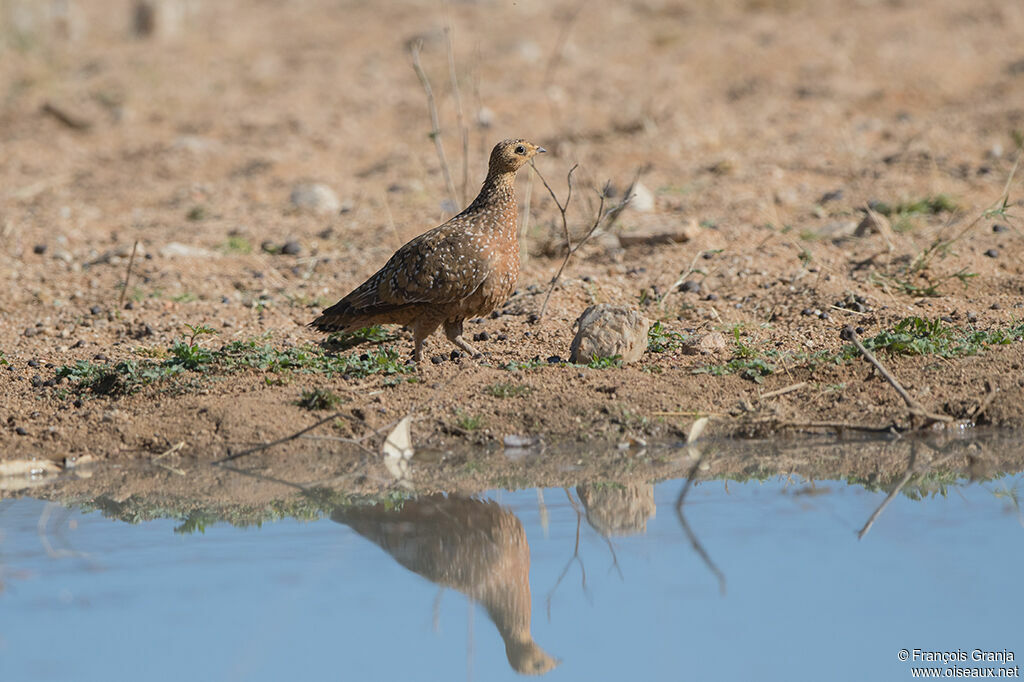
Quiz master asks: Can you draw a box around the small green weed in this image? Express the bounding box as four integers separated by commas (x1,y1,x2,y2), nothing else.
325,325,394,351
586,354,623,369
456,411,484,431
847,317,1024,359
501,357,548,372
485,382,533,398
186,206,207,221
296,388,344,411
647,321,689,353
695,326,776,382
224,236,252,254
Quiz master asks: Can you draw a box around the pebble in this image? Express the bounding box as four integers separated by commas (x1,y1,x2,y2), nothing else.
992,224,1009,233
679,280,701,293
819,189,844,203
991,303,1002,310
496,333,508,341
547,355,562,364
281,240,302,256
472,331,490,342
73,399,83,408
33,244,47,255
967,312,978,322
15,427,28,436
93,353,109,362
801,308,816,316
527,313,540,324
124,301,134,310
430,355,445,365
30,375,43,387
290,183,341,215
450,350,463,361
818,311,830,320
704,293,719,301
984,249,999,258
24,328,38,337
90,305,103,315
28,359,40,368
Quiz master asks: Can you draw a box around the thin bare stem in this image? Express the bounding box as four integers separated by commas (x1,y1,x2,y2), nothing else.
444,21,469,206
532,163,632,321
410,40,458,212
117,240,140,309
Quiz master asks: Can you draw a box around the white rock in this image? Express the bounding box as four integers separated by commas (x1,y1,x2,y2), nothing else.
290,183,340,215
160,242,217,258
626,182,655,213
569,304,651,365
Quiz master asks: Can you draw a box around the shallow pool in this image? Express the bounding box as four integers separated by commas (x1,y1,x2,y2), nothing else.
1,471,1021,681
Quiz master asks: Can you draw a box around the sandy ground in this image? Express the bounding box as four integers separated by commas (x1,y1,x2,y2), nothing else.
2,0,1024,469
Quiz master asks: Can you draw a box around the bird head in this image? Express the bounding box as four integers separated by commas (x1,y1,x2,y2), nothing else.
489,138,546,174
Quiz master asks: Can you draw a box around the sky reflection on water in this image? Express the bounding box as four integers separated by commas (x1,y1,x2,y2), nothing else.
1,472,1021,682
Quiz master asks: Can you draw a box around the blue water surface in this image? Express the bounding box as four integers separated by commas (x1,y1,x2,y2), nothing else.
1,475,1020,682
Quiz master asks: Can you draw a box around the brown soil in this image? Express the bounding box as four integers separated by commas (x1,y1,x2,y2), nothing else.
2,0,1024,468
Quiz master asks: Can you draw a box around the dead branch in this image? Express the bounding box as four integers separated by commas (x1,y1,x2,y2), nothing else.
841,326,952,425
214,411,350,464
409,40,458,212
531,162,633,320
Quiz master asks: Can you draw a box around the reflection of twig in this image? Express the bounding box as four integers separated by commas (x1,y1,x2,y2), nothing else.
410,40,458,212
674,454,726,595
858,449,918,540
214,411,348,464
545,489,589,620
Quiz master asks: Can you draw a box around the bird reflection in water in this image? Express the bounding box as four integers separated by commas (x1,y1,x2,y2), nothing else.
331,494,558,675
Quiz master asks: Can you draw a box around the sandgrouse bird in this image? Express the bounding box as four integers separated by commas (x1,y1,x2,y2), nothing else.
310,138,545,361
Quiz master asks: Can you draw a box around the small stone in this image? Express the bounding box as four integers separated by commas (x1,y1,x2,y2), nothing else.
527,313,540,324
30,375,43,387
90,305,102,315
73,399,83,408
984,249,999,258
819,189,844,203
290,182,341,215
678,280,701,293
124,301,134,310
547,355,562,364
33,244,47,255
281,240,302,256
626,182,655,213
28,359,40,368
818,311,830,320
991,303,1002,310
941,316,953,323
801,308,815,316
569,304,651,365
704,293,719,301
473,331,490,342
15,427,28,436
992,224,1009,233
496,333,508,341
855,327,865,335
450,350,463,361
24,328,38,337
681,331,728,356
93,353,108,362
430,355,445,365
967,312,978,322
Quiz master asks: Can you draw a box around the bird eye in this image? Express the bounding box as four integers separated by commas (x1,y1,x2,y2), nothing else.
515,145,526,155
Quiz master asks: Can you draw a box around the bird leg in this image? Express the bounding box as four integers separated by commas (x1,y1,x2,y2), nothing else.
443,320,481,357
411,319,442,363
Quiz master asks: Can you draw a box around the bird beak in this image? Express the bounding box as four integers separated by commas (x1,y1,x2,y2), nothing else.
536,147,547,154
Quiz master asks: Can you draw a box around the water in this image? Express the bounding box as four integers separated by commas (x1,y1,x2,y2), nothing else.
1,468,1022,681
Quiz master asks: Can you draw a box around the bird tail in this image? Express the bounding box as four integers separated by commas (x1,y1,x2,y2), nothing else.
308,300,363,333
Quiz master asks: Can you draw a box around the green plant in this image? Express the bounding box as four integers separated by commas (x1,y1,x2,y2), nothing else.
168,324,218,370
846,317,1024,359
647,321,688,353
325,325,394,350
456,411,484,431
501,357,548,372
485,382,533,398
224,236,252,254
296,388,344,411
186,205,207,221
586,354,623,369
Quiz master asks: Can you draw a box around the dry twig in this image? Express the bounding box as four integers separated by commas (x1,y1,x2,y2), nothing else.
409,40,458,212
117,240,140,309
443,22,470,206
531,162,632,320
